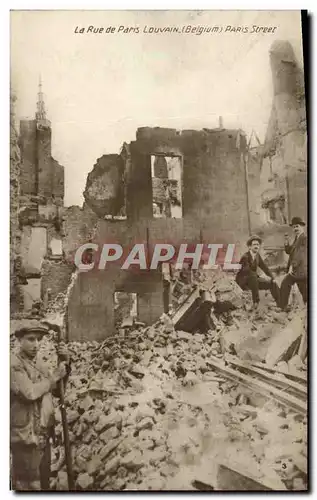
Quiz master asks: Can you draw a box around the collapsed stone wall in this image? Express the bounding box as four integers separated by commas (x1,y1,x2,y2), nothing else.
246,146,264,231
81,126,251,243
52,158,65,206
15,44,302,330
14,275,306,491
250,40,308,270
11,108,67,316
19,119,38,197
124,127,250,244
63,125,251,342
61,204,99,265
83,155,125,218
261,40,307,225
19,118,65,202
41,260,74,306
10,93,23,312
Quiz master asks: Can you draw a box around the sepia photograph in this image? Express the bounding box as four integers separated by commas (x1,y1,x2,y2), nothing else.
9,10,308,491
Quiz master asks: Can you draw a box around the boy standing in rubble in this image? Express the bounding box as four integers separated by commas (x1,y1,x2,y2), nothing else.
10,324,71,491
235,235,280,309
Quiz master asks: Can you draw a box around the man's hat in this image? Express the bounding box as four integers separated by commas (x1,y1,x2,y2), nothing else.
15,325,49,339
247,234,262,246
290,216,306,227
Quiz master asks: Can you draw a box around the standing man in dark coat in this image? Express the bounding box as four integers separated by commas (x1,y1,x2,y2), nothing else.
280,216,307,310
236,235,280,308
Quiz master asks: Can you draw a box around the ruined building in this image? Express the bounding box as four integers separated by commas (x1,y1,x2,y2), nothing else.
244,130,264,230
260,40,307,230
12,40,306,340
65,42,307,341
10,92,22,312
65,125,251,341
238,40,307,269
10,81,68,313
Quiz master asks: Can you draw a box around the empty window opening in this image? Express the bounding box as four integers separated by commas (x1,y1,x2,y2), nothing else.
262,197,287,224
151,155,183,218
114,292,138,328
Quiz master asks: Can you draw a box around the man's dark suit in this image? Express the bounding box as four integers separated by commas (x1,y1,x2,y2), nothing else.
280,232,307,309
236,251,280,305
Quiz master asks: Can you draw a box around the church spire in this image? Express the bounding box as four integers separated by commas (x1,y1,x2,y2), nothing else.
35,76,51,128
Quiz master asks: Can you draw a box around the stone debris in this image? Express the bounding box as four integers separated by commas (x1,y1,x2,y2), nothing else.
10,269,307,491
265,311,306,368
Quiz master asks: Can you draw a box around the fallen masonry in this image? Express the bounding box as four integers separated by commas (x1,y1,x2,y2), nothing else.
10,270,307,491
9,38,307,491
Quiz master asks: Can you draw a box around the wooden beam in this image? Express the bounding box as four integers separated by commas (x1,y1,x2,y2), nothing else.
172,287,215,332
206,356,306,414
226,355,307,399
250,360,307,385
172,288,201,327
217,463,286,491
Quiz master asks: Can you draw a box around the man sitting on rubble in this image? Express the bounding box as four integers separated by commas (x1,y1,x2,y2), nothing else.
235,235,280,309
280,216,307,311
10,324,71,491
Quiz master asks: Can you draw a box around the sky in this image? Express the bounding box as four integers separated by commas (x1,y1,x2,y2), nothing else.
10,10,304,207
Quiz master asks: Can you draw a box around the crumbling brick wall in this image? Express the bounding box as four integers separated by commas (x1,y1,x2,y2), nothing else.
19,118,65,203
83,154,125,218
61,204,99,265
67,267,164,341
52,158,64,206
37,126,53,199
261,41,307,224
247,148,264,231
183,129,249,241
287,169,307,221
10,94,23,312
14,114,66,315
65,125,250,341
41,259,74,305
19,120,37,196
125,126,250,244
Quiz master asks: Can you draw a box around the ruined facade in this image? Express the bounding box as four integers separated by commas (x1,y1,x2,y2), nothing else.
66,125,251,340
260,41,307,231
12,40,306,339
244,132,264,231
240,40,307,271
10,93,23,312
11,82,66,313
66,38,308,341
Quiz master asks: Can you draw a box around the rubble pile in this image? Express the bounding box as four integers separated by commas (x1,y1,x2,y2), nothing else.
10,268,307,491
46,292,67,317
26,311,306,491
44,270,79,329
171,267,248,314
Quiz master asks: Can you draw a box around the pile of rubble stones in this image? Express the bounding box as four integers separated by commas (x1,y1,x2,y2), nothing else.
29,314,306,491
10,269,307,491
